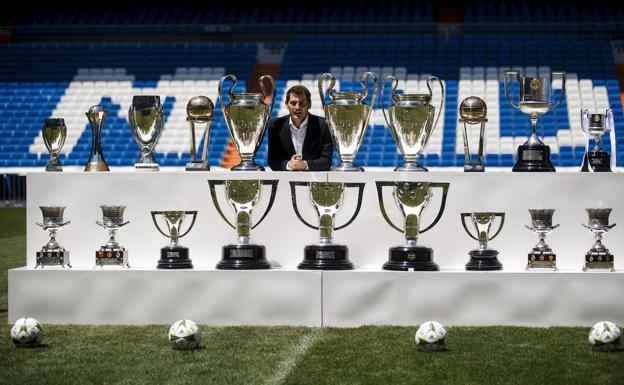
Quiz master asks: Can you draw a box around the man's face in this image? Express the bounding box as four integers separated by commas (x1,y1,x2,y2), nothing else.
286,93,310,121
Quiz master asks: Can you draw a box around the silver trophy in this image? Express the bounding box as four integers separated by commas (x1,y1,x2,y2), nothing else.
581,208,616,271
459,96,488,172
208,179,279,269
381,75,445,171
95,205,130,268
581,109,615,172
290,181,365,270
84,105,110,172
461,212,505,270
35,206,71,268
504,70,566,172
129,95,164,171
151,211,198,269
319,72,378,171
376,181,449,271
42,118,67,172
525,209,559,270
219,74,276,171
186,96,214,171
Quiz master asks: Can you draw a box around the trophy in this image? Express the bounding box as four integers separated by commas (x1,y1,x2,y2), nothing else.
290,181,365,270
129,95,163,171
580,109,615,172
581,208,616,271
525,209,559,270
35,206,71,268
461,212,505,270
95,206,130,268
84,105,110,171
318,72,378,171
381,75,445,171
459,96,488,172
504,70,566,172
151,211,197,269
208,179,278,269
186,96,214,171
42,118,67,172
376,181,449,271
218,74,276,171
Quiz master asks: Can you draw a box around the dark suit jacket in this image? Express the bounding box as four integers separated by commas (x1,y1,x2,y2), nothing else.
267,113,334,171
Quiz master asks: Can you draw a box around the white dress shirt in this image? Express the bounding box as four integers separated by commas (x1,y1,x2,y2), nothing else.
286,115,309,170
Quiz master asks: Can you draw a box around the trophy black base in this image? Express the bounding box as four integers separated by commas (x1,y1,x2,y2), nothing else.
464,163,484,172
185,161,210,171
382,245,439,271
466,249,503,271
527,250,557,270
512,144,556,172
583,251,615,272
231,161,264,171
581,152,611,172
96,249,129,268
36,250,71,268
157,246,193,269
298,244,353,270
217,244,271,269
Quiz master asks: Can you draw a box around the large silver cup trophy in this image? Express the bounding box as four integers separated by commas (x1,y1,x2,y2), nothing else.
525,209,559,270
461,212,505,270
459,96,488,172
376,181,450,271
35,206,71,268
84,105,110,171
581,208,616,271
95,205,130,268
219,74,276,171
186,96,214,171
129,95,164,171
290,181,365,270
581,109,616,172
151,211,198,269
209,179,279,269
42,118,67,172
504,70,566,172
319,72,378,171
381,75,445,171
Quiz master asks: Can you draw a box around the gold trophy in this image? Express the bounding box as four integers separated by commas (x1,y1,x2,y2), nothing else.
459,96,487,172
186,96,214,171
84,105,110,171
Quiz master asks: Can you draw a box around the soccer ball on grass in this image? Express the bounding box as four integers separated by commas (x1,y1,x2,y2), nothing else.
11,317,44,347
589,321,621,351
415,321,447,351
168,319,202,350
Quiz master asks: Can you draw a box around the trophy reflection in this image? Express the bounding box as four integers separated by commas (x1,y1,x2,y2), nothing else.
186,96,214,171
459,96,488,172
376,181,450,271
208,179,278,269
581,208,616,271
35,206,71,268
581,109,615,172
95,205,130,268
461,212,505,270
84,105,110,171
319,71,378,171
42,118,67,172
381,75,444,171
290,181,365,270
151,211,197,269
129,95,163,171
525,209,559,270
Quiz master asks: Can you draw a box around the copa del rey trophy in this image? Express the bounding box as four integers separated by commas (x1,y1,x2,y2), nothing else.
580,109,616,172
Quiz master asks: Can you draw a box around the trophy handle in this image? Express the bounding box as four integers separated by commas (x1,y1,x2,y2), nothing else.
488,213,505,241
381,75,398,129
95,220,105,228
550,71,566,109
419,182,449,234
334,182,366,231
178,211,198,238
208,180,236,230
359,71,378,107
35,222,45,229
151,212,171,238
503,70,520,109
318,73,336,109
259,75,277,116
461,213,479,242
128,106,140,147
580,109,590,136
426,76,445,132
289,181,318,230
606,109,614,133
251,180,279,230
375,181,403,234
218,74,237,119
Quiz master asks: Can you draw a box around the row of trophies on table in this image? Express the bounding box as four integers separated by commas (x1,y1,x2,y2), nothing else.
41,71,616,173
34,179,616,272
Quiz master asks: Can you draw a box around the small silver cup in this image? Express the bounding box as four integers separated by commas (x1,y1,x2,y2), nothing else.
95,205,130,268
35,206,71,268
525,209,559,270
581,208,616,271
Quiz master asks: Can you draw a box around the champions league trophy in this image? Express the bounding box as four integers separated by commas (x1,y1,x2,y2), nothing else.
151,211,197,269
319,72,378,171
581,109,616,172
461,212,505,270
381,75,445,171
504,70,566,172
35,206,71,268
219,74,276,171
42,118,67,172
290,181,365,270
208,179,279,269
581,208,616,271
95,206,130,268
129,95,163,171
376,181,450,271
525,209,559,270
186,96,214,171
84,105,110,171
459,96,488,172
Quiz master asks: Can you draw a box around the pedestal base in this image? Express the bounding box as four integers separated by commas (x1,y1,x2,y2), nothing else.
331,162,364,172
581,151,611,172
36,250,71,268
464,163,485,172
217,244,271,269
512,144,556,172
466,248,502,271
527,250,557,270
298,244,353,270
583,250,615,271
383,245,439,271
158,246,193,269
134,163,159,171
96,249,129,268
231,161,264,171
185,161,210,171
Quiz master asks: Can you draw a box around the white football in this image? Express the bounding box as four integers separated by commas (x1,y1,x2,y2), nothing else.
589,321,621,351
11,317,44,347
168,319,202,350
415,321,447,351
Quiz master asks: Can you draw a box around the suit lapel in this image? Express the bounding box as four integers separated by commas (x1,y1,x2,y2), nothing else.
280,117,296,155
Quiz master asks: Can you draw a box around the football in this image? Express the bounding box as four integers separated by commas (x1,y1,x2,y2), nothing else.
11,317,44,347
588,321,621,351
415,321,447,351
168,319,202,350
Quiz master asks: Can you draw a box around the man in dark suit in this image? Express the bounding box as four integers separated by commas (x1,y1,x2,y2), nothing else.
267,85,333,171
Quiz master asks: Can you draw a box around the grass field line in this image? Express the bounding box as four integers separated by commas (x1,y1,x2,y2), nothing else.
263,328,323,385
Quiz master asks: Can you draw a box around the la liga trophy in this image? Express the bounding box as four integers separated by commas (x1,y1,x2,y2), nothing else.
151,211,197,269
580,109,615,172
129,95,163,171
84,105,110,171
581,208,616,271
35,206,71,268
459,96,488,172
95,205,130,268
461,212,505,270
42,118,67,172
290,181,365,270
525,209,559,270
186,96,214,171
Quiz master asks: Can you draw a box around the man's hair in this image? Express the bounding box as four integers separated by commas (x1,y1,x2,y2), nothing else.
285,85,311,106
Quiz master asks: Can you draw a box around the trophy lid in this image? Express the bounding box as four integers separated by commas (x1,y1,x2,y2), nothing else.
186,96,214,121
132,95,161,109
459,96,487,121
